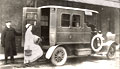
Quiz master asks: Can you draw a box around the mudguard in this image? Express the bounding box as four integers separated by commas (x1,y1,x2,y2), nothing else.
45,45,59,59
100,40,118,54
103,41,116,47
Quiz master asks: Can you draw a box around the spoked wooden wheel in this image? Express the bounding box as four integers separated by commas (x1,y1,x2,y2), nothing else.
106,46,116,59
51,47,67,66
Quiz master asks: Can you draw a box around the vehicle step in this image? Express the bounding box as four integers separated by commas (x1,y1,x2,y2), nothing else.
75,48,92,51
75,48,92,56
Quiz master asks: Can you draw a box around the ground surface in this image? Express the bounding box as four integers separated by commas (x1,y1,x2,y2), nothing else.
0,51,119,69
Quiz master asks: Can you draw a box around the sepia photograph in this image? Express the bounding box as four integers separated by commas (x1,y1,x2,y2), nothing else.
0,0,120,69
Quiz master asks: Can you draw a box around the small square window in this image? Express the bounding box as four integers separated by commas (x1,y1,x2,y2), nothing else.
61,14,70,27
72,15,80,27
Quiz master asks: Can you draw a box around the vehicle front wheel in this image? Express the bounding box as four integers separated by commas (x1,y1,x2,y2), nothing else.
51,47,67,66
106,46,116,59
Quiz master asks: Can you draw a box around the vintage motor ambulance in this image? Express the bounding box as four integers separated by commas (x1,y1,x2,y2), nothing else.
22,5,118,65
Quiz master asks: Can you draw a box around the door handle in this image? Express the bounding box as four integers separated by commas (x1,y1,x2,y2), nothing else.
69,35,72,39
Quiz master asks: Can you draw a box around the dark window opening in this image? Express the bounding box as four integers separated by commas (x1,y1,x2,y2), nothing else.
61,14,70,27
72,15,80,27
41,8,50,45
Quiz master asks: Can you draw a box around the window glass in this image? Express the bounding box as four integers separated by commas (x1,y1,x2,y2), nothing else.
61,14,70,27
26,13,37,20
72,15,80,27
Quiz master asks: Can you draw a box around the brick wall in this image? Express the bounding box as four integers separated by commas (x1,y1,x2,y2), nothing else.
0,0,26,53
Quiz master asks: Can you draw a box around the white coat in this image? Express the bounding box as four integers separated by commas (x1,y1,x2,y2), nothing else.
24,25,43,64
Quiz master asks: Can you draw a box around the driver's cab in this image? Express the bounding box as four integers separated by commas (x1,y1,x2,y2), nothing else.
85,10,99,30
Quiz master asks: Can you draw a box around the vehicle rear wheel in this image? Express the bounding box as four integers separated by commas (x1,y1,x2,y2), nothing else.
106,46,116,59
51,47,67,66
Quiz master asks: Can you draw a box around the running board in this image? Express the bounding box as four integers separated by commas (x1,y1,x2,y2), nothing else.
74,48,92,56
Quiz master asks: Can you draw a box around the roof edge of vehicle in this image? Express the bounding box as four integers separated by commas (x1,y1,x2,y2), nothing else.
23,5,99,13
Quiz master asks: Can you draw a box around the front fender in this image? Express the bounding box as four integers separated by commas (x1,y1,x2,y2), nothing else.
45,45,59,59
100,40,117,54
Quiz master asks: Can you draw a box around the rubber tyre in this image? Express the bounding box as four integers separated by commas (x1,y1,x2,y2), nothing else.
51,47,67,66
91,35,103,52
106,46,116,59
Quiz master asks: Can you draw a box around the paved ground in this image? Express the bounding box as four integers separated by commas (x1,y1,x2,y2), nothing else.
0,51,119,69
0,53,23,60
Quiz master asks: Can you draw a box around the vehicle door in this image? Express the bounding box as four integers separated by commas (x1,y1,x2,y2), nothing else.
22,7,38,47
70,10,84,43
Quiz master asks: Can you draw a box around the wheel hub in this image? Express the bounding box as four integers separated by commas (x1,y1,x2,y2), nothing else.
108,47,115,57
55,50,65,62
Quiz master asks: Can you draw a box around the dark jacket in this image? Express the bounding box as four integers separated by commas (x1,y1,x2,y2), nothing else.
1,27,20,56
87,23,97,31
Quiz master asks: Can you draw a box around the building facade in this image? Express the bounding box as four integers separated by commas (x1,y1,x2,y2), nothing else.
0,0,119,53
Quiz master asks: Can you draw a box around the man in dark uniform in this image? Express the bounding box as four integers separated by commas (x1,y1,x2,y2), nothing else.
1,21,20,64
86,22,97,31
